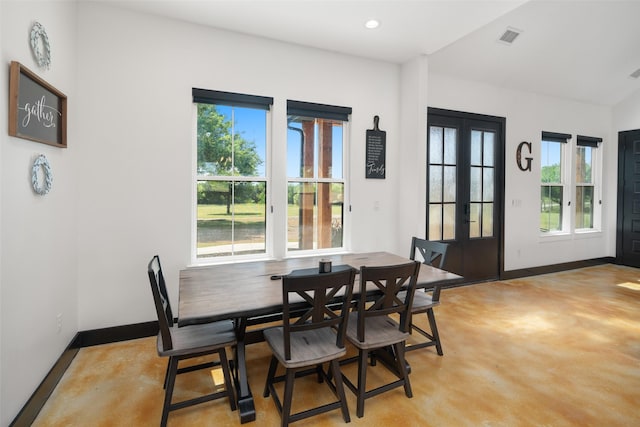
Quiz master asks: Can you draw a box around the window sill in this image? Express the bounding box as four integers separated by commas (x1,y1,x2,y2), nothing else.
538,229,602,243
573,229,602,239
539,232,572,242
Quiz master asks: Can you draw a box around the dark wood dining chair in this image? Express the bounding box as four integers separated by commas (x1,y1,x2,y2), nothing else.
263,265,356,427
342,261,421,418
147,255,237,427
398,237,449,355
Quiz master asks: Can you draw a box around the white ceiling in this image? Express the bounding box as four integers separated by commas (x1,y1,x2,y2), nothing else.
107,0,640,106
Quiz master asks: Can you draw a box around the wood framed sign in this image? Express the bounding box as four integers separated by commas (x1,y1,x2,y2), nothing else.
365,115,386,179
8,61,67,148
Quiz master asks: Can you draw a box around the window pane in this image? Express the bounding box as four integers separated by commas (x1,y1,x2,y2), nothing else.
444,128,457,164
541,140,562,183
429,166,442,203
471,130,482,166
443,204,456,240
540,185,563,231
428,204,442,240
469,203,481,238
483,202,493,237
287,117,343,179
483,168,494,202
576,186,594,229
197,104,266,177
197,181,266,257
576,146,592,184
287,182,344,251
429,127,443,164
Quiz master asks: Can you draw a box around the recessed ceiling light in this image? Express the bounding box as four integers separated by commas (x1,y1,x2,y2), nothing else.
365,19,380,29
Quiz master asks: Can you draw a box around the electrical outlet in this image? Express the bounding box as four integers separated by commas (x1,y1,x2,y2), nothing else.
56,313,63,334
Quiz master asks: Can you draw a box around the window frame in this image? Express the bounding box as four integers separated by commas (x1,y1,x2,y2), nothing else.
574,135,602,233
285,100,352,256
192,88,273,264
540,131,571,235
539,131,603,238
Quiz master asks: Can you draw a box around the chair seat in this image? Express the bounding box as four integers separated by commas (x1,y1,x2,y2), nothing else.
264,327,347,369
157,320,237,358
346,312,409,350
399,289,440,312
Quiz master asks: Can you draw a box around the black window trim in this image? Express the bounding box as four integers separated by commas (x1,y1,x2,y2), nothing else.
576,135,603,148
192,88,273,110
542,131,572,143
287,100,352,121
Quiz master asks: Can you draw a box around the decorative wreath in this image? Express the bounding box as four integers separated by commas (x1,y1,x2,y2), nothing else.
30,22,51,70
32,155,53,195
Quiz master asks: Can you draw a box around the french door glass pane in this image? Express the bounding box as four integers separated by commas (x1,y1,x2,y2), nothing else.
469,203,481,238
428,204,442,240
471,130,482,166
483,202,494,237
443,166,456,202
483,168,494,202
444,128,457,164
430,127,443,163
429,166,443,203
483,132,495,167
443,204,456,240
470,167,481,201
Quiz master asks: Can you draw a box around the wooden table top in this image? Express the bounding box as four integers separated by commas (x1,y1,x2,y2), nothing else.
178,252,461,326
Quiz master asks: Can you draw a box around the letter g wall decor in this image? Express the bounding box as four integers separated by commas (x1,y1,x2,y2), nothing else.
8,61,67,148
516,141,532,172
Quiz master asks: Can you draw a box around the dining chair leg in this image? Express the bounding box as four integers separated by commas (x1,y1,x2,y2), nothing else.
263,356,278,398
394,343,413,398
218,348,237,411
315,364,324,383
330,359,351,422
163,360,171,390
426,308,443,355
356,349,369,418
161,356,179,427
282,369,296,427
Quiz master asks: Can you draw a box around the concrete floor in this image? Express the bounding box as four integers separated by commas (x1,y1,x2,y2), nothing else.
33,264,640,426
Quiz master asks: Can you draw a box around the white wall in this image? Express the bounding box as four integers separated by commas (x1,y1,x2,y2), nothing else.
428,73,614,271
74,3,403,331
396,56,429,256
613,88,640,132
0,1,78,424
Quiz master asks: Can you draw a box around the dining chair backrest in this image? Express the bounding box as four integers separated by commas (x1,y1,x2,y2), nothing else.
355,261,421,342
147,255,174,352
281,265,357,361
411,237,449,269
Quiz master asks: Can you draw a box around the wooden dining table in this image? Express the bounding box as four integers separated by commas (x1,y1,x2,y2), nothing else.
178,251,462,423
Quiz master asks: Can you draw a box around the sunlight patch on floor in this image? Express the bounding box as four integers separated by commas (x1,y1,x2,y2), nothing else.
617,282,640,291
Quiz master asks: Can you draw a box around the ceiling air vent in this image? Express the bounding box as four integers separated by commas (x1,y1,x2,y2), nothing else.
630,68,640,79
498,27,522,45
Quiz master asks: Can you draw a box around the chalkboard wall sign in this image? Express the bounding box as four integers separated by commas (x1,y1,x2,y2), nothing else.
365,115,386,179
8,61,67,148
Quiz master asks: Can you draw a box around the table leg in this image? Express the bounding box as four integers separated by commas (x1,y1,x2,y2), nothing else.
233,317,256,423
